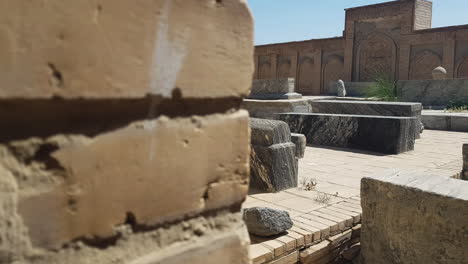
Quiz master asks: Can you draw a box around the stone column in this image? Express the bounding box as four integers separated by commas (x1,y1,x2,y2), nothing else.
0,0,254,263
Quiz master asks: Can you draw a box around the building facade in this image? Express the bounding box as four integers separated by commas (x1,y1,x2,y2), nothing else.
254,0,468,95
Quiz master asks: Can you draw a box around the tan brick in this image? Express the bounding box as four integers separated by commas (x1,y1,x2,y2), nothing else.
0,0,253,99
130,231,250,264
17,111,250,249
262,240,286,258
250,244,274,264
326,205,361,224
290,226,315,245
269,251,299,264
293,218,330,239
286,231,305,248
308,210,347,231
276,235,296,253
299,240,331,264
298,214,340,234
327,229,352,248
317,208,354,227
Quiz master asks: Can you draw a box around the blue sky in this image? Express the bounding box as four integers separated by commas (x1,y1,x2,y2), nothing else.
249,0,468,45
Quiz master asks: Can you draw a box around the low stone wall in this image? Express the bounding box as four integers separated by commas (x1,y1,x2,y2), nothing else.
361,170,468,264
397,79,468,107
326,82,375,97
422,111,468,132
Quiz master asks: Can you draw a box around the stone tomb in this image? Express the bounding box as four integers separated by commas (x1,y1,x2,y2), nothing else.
249,118,303,192
310,100,423,138
249,78,302,100
242,78,315,119
278,113,416,154
361,170,468,264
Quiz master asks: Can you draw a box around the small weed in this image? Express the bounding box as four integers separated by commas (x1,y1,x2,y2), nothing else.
314,192,332,204
365,73,398,101
445,100,468,112
299,177,317,191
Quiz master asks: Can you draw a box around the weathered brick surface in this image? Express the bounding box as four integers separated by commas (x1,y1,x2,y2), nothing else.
0,0,255,263
14,111,250,249
0,0,253,99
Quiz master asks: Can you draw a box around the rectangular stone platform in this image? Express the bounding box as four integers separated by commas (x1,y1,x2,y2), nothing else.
422,110,468,132
361,170,468,264
310,100,422,138
248,78,302,100
277,113,416,154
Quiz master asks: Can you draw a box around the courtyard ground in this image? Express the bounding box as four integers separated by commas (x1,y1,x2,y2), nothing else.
246,129,468,263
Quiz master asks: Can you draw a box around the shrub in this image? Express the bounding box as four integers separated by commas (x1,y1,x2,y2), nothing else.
365,73,398,101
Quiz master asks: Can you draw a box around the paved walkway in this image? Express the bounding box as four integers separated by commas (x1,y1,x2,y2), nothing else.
246,130,468,263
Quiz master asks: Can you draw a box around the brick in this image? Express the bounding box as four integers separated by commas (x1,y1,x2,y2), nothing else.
276,235,296,253
311,210,349,230
299,214,340,234
325,206,361,224
293,218,330,239
17,111,250,249
299,240,331,264
291,223,321,243
318,208,354,227
130,231,250,264
286,231,305,248
327,229,352,248
250,244,274,264
269,251,299,264
262,240,287,258
290,226,314,245
0,0,254,99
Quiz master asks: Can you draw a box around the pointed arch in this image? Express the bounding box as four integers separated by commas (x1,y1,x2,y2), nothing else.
356,32,397,81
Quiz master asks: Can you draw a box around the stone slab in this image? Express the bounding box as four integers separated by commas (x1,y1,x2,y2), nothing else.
277,113,416,154
242,99,312,120
0,0,254,99
249,78,300,99
311,100,422,117
422,111,468,132
311,100,423,138
361,170,468,264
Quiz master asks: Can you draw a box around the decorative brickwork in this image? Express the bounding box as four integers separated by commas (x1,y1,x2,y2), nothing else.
322,55,344,93
297,56,315,94
258,55,272,79
410,50,442,80
254,0,468,95
456,56,468,78
277,56,293,78
356,32,397,81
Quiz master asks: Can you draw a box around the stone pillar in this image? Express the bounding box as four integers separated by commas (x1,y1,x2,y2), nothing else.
0,0,254,263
